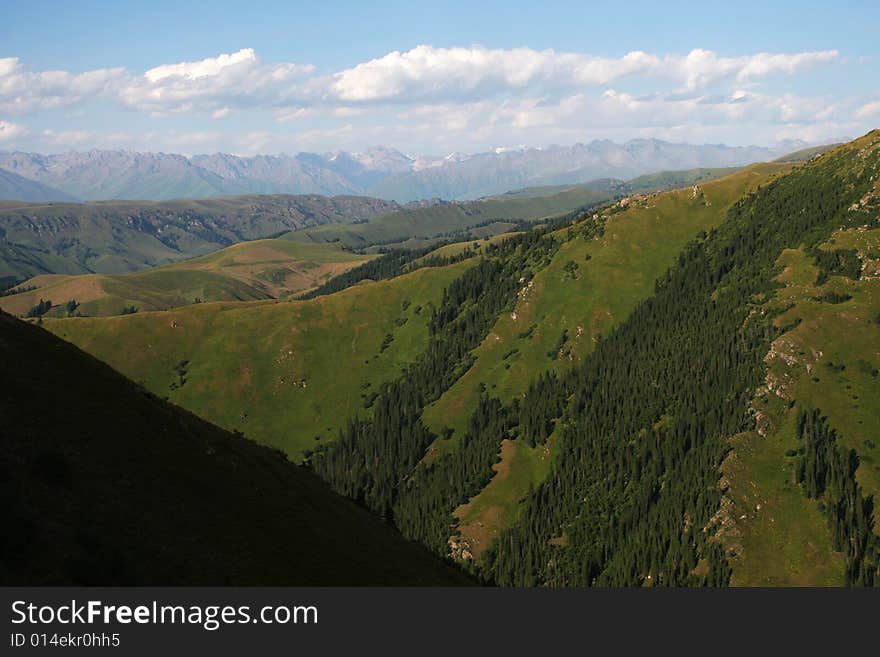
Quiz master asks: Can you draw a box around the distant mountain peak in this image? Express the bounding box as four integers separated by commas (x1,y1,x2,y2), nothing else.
0,136,830,203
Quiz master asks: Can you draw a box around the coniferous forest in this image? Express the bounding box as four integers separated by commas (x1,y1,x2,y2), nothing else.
309,136,880,587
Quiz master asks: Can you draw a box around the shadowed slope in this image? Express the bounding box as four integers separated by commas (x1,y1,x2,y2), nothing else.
0,310,471,585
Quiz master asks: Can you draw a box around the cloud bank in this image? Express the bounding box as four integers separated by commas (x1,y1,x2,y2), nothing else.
0,45,870,154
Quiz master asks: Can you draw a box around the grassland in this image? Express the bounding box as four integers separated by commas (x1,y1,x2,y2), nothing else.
45,260,471,459
452,437,556,560
725,223,880,585
44,162,793,559
0,240,372,317
723,227,880,585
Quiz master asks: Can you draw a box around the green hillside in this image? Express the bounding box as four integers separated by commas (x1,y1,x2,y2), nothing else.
0,240,372,317
420,162,793,555
726,226,880,585
0,194,397,280
284,183,619,249
40,132,880,587
45,261,471,459
0,309,471,585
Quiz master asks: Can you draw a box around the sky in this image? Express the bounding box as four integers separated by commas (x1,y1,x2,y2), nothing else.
1,0,878,156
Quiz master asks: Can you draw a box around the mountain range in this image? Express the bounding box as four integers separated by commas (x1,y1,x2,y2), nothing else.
3,131,878,587
0,138,812,203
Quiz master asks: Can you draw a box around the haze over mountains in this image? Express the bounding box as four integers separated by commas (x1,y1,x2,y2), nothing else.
0,138,812,202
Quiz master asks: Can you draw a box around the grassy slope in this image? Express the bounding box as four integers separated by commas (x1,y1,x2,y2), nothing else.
284,184,616,249
45,163,793,563
425,163,792,443
421,163,794,557
625,166,740,193
0,310,471,585
0,240,372,317
726,227,880,585
774,143,840,163
45,261,471,460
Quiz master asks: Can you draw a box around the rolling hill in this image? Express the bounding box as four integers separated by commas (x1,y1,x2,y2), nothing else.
0,309,472,585
0,240,373,317
44,261,472,458
43,162,788,457
284,180,622,250
37,131,880,586
0,163,794,285
0,194,398,281
0,177,623,294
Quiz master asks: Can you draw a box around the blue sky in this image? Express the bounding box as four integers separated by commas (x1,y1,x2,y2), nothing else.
1,0,878,155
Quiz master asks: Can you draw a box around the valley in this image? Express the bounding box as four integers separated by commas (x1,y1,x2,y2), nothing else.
0,240,373,317
6,132,879,587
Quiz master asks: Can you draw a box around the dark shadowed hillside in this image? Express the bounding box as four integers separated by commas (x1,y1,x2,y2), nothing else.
0,310,471,585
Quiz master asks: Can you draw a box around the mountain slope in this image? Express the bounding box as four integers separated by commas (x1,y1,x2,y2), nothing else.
481,131,879,586
0,168,77,202
0,309,471,585
285,181,621,249
0,150,240,201
1,139,808,202
303,132,878,586
0,240,373,317
0,194,397,280
44,261,472,459
0,181,617,281
38,132,880,586
368,139,806,201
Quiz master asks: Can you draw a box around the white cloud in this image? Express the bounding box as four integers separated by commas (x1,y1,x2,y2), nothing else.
324,46,660,102
322,45,839,103
144,48,259,83
0,57,124,114
119,48,314,114
38,129,95,148
0,46,842,119
0,45,868,154
0,119,27,141
274,107,313,123
855,100,880,119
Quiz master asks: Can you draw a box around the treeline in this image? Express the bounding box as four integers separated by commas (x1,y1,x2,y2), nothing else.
0,277,35,297
811,247,862,285
300,199,613,301
795,409,879,586
299,243,478,300
25,298,52,318
308,228,562,520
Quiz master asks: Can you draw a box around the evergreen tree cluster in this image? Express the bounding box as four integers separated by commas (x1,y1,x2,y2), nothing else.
794,409,879,586
811,247,862,285
25,298,52,318
300,243,481,300
488,140,880,587
310,139,880,586
309,228,562,519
